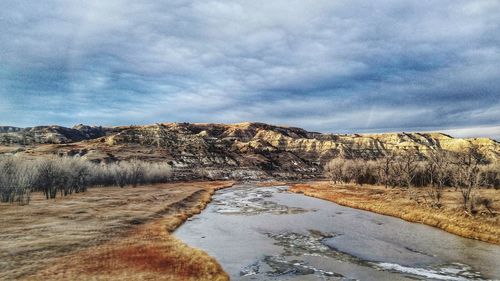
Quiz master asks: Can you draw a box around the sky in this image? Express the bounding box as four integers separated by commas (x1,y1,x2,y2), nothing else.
1,1,499,140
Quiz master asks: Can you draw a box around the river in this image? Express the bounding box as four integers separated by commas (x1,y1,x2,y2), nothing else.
174,184,500,280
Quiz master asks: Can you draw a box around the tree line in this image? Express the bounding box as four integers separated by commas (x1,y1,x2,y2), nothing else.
324,147,499,213
0,156,172,205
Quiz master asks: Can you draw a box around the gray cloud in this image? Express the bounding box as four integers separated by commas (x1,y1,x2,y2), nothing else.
0,0,499,139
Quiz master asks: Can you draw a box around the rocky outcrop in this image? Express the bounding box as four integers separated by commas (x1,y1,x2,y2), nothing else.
1,122,498,179
0,125,112,145
0,126,23,133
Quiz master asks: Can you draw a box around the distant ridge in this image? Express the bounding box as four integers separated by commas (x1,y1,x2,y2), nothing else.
1,122,498,179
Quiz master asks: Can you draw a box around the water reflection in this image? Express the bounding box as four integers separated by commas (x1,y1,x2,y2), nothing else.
175,184,500,280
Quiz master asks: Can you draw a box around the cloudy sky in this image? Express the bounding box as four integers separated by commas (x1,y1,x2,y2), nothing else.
1,1,499,139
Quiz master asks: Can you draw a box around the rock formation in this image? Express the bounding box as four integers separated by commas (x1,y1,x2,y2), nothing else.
1,122,498,179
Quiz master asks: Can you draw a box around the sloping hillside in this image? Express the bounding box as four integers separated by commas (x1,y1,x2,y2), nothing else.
1,122,498,179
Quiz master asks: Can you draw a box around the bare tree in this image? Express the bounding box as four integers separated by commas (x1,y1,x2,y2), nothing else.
1,155,173,204
144,162,172,183
360,160,378,185
111,163,129,187
60,157,91,195
480,163,500,189
325,158,345,184
393,148,420,189
35,157,61,199
452,146,487,213
425,149,451,208
390,148,422,203
126,159,146,187
342,160,362,184
0,156,35,204
379,152,396,188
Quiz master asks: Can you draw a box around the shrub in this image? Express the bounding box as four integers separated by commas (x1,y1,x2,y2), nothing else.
474,196,494,215
324,148,497,191
0,156,36,204
481,163,500,189
0,155,172,204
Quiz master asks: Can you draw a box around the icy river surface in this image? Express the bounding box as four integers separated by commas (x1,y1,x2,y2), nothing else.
174,184,500,280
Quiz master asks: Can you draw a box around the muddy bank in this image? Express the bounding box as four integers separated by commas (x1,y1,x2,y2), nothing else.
0,181,233,280
175,184,500,280
290,182,500,244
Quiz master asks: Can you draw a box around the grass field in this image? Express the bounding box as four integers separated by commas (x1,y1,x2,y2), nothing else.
290,181,500,244
0,181,234,280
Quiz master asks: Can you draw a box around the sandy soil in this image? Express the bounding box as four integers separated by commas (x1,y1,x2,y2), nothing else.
0,181,234,280
290,181,500,245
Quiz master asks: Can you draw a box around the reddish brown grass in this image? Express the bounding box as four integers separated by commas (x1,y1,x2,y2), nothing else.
0,181,234,281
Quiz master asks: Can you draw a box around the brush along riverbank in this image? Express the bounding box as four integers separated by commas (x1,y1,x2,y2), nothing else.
290,181,500,245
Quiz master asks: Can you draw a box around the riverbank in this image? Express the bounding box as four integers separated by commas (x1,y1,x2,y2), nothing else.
289,181,500,245
0,181,234,280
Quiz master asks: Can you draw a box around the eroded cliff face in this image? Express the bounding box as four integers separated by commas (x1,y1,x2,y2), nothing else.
1,122,498,179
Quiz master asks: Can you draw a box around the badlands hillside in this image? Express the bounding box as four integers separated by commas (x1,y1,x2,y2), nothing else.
0,122,498,179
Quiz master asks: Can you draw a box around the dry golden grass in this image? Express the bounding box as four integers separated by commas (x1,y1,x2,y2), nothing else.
0,181,234,280
290,182,500,245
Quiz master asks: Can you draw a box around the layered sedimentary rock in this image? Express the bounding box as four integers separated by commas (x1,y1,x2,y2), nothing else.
1,122,498,179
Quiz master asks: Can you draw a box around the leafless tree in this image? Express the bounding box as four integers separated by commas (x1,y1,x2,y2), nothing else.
0,155,173,204
480,163,500,189
111,163,129,188
0,156,35,204
324,158,378,186
0,156,36,204
393,148,420,189
126,159,146,187
325,158,345,184
378,152,396,188
451,146,487,213
342,160,363,184
425,149,451,208
35,157,62,199
321,146,499,212
144,162,172,183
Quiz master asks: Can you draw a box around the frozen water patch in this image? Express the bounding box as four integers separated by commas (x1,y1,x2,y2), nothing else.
241,256,346,279
240,260,260,277
176,184,500,280
238,231,352,279
212,188,313,215
267,231,367,266
215,208,241,214
268,231,337,257
264,256,316,276
373,262,486,280
270,231,487,281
